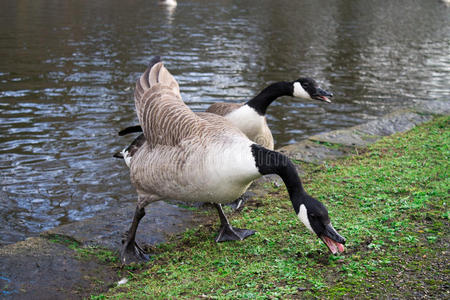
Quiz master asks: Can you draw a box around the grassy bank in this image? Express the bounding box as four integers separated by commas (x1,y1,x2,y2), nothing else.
94,116,449,299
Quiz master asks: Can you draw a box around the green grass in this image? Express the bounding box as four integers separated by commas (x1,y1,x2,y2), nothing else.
93,116,449,299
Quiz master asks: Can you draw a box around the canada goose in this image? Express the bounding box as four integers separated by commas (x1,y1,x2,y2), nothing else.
119,57,345,264
116,77,332,151
206,78,333,149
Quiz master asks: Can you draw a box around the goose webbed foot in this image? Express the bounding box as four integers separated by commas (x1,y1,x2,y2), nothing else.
214,203,255,242
120,238,149,264
215,224,255,242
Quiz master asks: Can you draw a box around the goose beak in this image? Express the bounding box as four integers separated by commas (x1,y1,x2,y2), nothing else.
312,88,333,103
320,223,345,254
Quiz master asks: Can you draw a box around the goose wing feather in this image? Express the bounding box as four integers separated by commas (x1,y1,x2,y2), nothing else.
206,102,243,116
134,58,247,150
134,59,213,149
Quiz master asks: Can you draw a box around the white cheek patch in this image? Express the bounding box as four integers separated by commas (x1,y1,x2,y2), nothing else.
293,82,311,100
298,204,314,234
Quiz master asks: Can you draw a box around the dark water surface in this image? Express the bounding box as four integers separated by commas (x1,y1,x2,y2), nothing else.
1,0,449,246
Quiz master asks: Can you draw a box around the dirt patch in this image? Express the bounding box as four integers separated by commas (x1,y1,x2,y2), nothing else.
0,237,118,299
1,201,211,299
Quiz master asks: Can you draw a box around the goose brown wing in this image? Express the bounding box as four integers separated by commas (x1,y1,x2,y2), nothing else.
206,102,243,116
134,58,211,148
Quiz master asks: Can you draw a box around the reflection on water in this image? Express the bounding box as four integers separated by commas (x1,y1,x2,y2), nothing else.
0,0,449,246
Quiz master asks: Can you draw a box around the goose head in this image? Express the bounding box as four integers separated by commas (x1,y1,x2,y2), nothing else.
251,144,345,254
292,78,333,103
296,194,345,254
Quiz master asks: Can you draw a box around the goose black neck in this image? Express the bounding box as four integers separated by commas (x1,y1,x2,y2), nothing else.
251,144,305,213
245,81,293,115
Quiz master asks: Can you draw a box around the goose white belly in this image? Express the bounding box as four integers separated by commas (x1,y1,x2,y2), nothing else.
130,138,260,204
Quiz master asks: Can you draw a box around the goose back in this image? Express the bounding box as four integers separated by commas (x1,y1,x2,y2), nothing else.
131,60,260,204
206,102,243,116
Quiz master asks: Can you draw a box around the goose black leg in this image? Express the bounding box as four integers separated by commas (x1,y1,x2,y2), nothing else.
228,195,245,211
121,206,149,264
214,203,255,242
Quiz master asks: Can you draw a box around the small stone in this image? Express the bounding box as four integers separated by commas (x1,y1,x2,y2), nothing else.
297,287,308,292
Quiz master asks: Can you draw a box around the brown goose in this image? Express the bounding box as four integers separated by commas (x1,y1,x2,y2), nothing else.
119,57,345,264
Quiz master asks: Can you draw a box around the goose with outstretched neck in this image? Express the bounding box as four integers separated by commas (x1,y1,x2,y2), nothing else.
119,57,344,264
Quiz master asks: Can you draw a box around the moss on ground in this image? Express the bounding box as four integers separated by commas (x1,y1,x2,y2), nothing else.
47,233,119,264
92,116,449,299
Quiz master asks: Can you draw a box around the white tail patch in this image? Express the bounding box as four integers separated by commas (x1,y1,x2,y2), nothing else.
298,204,314,234
121,149,132,168
293,82,311,100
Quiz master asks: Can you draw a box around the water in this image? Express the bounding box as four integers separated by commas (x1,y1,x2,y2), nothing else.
0,0,449,246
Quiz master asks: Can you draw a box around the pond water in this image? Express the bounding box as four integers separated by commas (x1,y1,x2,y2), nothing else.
0,0,449,246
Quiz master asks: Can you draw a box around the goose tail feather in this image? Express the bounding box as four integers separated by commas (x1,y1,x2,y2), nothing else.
133,57,202,149
135,56,180,104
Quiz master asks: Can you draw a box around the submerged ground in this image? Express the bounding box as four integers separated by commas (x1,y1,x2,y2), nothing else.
88,116,448,299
